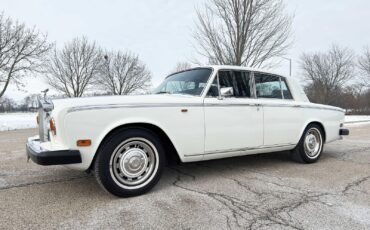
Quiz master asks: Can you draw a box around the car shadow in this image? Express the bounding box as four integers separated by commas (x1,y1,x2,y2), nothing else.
33,149,332,198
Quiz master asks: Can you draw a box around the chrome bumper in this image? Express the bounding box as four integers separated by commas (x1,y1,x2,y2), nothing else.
26,137,81,166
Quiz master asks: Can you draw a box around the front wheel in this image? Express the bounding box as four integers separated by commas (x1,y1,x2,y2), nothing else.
291,124,324,163
94,128,165,197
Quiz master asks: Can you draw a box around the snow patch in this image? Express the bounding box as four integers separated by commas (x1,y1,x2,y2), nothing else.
344,116,370,127
0,113,37,131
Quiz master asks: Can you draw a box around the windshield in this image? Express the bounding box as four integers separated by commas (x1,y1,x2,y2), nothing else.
153,68,213,96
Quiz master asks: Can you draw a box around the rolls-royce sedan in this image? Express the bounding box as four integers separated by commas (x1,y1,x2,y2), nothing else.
26,65,349,197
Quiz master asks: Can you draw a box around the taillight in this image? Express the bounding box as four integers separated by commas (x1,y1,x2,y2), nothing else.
36,115,39,125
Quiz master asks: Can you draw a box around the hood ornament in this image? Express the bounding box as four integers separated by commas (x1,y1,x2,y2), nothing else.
41,88,49,100
38,88,54,112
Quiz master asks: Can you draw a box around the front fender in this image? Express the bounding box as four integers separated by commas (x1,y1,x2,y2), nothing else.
62,106,205,170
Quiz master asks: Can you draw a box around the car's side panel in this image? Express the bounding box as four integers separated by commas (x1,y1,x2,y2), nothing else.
202,97,264,160
62,105,205,170
44,66,346,171
261,99,305,146
298,107,344,143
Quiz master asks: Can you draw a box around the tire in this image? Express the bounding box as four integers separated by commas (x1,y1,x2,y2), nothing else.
94,127,165,197
291,124,324,164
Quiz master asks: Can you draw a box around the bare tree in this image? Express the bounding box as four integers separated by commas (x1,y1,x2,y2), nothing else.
301,45,355,105
194,0,292,67
0,13,51,98
97,51,151,95
45,37,103,97
358,47,370,87
0,96,16,112
22,93,39,111
171,62,192,74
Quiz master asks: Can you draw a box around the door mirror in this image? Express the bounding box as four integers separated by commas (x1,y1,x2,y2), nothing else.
220,87,234,97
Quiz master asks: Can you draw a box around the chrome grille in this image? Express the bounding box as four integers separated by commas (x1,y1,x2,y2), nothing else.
38,108,49,142
38,97,54,142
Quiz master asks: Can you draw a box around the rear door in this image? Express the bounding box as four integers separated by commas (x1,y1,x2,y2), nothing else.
254,73,304,146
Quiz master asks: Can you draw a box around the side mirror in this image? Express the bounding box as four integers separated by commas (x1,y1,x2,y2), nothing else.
220,87,234,97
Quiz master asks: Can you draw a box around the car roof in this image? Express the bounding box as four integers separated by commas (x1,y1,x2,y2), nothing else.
165,65,309,102
168,65,291,79
205,65,291,79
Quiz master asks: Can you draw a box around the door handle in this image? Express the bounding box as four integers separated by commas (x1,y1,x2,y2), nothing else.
256,104,262,111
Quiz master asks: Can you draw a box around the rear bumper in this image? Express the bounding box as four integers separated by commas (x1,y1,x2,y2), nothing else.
26,137,81,166
339,128,349,136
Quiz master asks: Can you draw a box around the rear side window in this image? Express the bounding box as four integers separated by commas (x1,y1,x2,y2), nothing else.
207,70,251,98
255,74,282,99
280,78,293,99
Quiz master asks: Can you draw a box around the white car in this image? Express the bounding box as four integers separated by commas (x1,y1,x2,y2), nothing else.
26,65,349,197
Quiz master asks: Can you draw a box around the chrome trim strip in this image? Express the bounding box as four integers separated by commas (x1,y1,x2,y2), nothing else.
251,71,257,99
184,143,296,157
205,103,343,112
205,103,260,107
294,105,344,112
67,102,344,113
67,103,204,113
279,76,284,99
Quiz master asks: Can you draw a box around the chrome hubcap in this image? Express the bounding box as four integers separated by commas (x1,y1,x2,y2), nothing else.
120,149,148,178
304,128,322,158
110,138,158,189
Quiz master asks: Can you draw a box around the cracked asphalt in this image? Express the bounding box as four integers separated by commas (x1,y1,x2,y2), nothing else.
0,125,370,230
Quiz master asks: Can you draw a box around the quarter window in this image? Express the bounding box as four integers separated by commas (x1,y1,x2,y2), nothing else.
207,70,251,98
280,79,293,99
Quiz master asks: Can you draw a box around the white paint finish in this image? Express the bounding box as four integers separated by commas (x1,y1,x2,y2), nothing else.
30,65,346,171
261,99,305,146
62,98,205,170
203,97,263,160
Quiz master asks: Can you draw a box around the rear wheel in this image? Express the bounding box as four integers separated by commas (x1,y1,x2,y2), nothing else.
94,128,165,197
291,124,324,163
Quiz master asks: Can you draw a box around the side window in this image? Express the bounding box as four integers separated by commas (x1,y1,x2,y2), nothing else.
206,77,219,97
280,78,293,99
254,74,282,99
207,70,251,98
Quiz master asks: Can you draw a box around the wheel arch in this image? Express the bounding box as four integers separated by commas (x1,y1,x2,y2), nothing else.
89,122,181,170
301,121,326,143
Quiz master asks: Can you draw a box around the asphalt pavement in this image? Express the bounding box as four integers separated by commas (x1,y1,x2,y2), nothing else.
0,125,369,229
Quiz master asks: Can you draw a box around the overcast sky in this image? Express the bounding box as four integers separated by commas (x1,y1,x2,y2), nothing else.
1,0,370,101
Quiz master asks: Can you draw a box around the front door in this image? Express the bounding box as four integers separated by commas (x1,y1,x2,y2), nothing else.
203,70,263,160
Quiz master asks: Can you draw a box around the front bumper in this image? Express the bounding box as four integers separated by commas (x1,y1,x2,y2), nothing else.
26,137,82,166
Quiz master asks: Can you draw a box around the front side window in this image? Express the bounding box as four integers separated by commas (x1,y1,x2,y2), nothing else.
207,70,251,98
254,74,283,99
153,68,212,96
